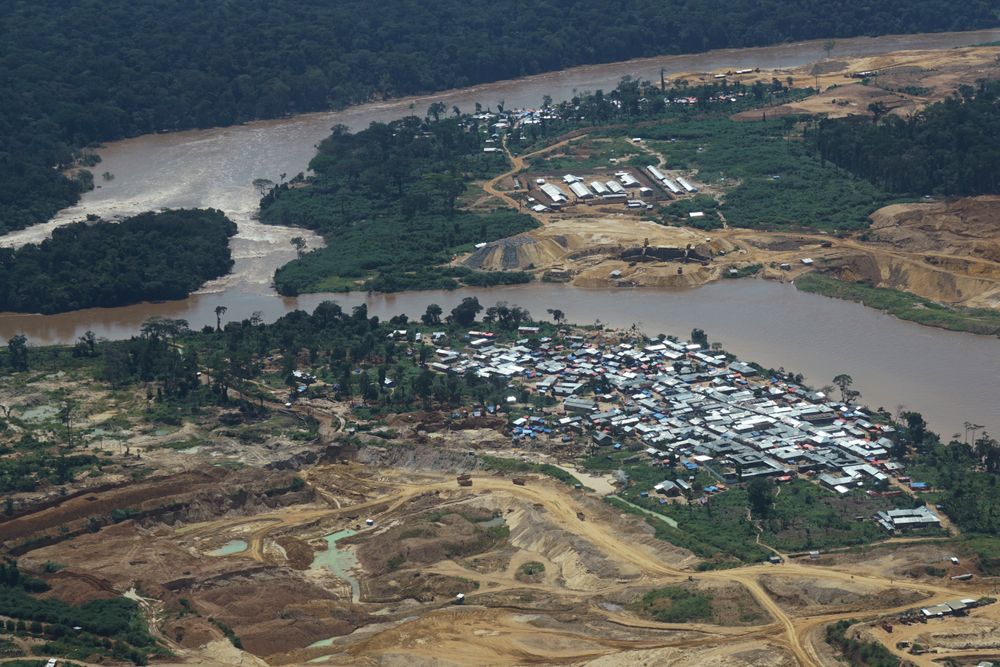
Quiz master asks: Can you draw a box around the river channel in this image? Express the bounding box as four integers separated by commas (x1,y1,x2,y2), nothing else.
1,29,999,437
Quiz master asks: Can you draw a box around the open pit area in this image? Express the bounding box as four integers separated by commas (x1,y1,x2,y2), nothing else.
4,364,1000,667
721,45,1000,121
9,437,1000,666
4,42,1000,667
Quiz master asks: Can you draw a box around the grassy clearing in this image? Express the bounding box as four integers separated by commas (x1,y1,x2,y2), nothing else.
796,273,1000,335
953,536,1000,575
628,586,713,623
760,481,914,552
636,118,893,231
534,136,641,172
515,561,546,583
605,496,763,567
600,446,911,560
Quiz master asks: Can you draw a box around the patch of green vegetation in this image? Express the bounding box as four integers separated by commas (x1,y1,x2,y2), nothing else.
825,619,899,667
149,438,206,451
0,210,237,314
0,638,23,657
518,561,545,577
479,455,581,487
956,536,1000,576
483,524,510,541
796,273,1000,335
658,194,723,230
923,565,946,578
629,586,712,623
759,480,910,552
398,528,433,539
0,562,155,665
642,118,892,231
0,434,98,494
208,618,242,650
261,118,537,295
535,136,640,172
724,263,763,279
605,496,763,566
385,554,407,572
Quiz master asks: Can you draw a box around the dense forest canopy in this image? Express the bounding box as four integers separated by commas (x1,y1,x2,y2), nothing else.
260,115,536,294
1,0,997,234
0,209,236,314
806,80,1000,195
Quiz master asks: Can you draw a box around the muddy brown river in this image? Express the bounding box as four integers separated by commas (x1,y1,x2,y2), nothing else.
2,29,999,436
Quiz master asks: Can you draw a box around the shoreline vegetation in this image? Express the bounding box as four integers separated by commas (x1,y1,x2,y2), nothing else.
795,273,1000,336
258,75,1000,336
259,118,537,295
0,209,236,315
3,1,998,234
3,300,1000,569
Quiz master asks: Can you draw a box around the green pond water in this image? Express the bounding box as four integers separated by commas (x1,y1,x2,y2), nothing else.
307,637,336,648
18,405,59,422
207,539,247,556
312,529,360,601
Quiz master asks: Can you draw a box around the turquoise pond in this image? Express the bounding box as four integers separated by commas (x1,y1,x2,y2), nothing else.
311,529,360,601
207,539,247,556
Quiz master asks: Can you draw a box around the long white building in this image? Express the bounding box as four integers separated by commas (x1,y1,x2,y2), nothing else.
569,181,594,199
677,177,698,193
540,183,568,203
646,165,666,181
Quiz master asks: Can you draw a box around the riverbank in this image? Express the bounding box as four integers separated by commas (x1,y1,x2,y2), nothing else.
2,32,1000,439
795,273,1000,336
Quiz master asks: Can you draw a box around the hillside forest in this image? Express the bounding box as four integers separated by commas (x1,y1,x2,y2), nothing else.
260,116,536,295
2,0,997,234
806,79,1000,195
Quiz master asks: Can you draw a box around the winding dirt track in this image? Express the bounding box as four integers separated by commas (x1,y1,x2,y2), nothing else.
481,135,581,224
197,472,992,665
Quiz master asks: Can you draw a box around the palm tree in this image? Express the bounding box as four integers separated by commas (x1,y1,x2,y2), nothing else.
214,305,228,332
832,374,853,403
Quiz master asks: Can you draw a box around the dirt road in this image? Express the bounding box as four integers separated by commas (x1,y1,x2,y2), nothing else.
217,471,993,666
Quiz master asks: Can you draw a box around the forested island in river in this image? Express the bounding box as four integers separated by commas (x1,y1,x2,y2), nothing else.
256,72,1000,337
0,210,236,314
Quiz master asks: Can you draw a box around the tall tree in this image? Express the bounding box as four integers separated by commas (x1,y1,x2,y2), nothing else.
6,335,28,372
832,374,853,403
215,305,228,332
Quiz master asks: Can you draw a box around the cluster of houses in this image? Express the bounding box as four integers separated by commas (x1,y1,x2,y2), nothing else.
427,326,941,534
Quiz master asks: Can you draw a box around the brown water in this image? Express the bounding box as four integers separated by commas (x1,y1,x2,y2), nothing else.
2,29,999,436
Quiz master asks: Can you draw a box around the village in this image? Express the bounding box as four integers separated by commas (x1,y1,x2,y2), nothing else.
408,323,946,538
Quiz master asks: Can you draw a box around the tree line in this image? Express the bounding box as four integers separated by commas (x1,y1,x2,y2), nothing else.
260,116,536,295
806,80,1000,195
2,0,996,233
0,209,236,314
